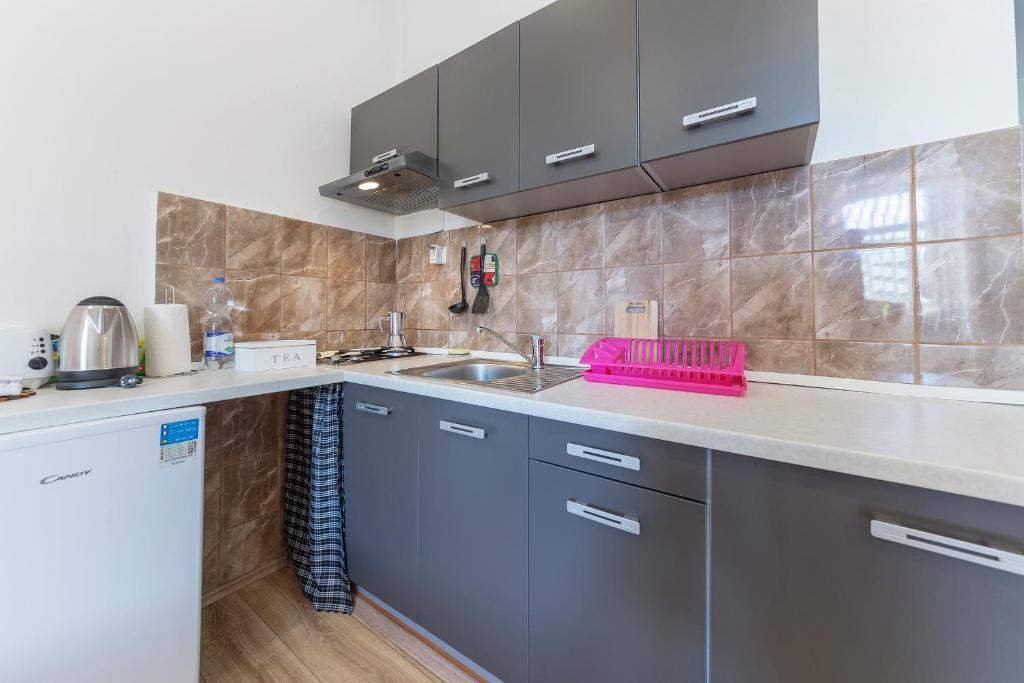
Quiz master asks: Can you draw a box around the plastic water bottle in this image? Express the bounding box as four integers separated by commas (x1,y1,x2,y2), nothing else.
202,277,235,370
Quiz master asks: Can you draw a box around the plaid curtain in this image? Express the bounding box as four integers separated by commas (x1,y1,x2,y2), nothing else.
283,384,353,613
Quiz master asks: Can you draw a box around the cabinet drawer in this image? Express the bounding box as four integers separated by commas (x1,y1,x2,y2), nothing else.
529,460,705,682
529,417,706,501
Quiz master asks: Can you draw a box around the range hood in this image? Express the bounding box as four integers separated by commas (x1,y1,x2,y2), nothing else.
318,151,438,215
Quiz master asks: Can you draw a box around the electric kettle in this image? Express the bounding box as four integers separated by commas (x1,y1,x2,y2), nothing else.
57,296,140,390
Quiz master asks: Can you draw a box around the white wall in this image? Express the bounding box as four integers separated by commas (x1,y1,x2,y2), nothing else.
0,0,397,330
393,0,1020,238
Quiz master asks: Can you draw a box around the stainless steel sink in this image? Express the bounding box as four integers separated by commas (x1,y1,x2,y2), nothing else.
392,359,580,394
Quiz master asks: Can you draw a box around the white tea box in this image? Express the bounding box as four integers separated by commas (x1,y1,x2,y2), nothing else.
234,339,317,371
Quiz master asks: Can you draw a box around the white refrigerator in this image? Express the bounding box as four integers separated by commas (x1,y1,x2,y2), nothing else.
0,406,205,683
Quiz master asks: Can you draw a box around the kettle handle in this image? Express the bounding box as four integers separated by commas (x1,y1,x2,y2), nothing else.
378,314,389,335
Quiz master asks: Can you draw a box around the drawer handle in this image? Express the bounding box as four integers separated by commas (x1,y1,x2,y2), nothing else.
545,144,596,165
439,420,486,440
454,172,490,189
870,520,1024,576
355,402,391,416
371,149,398,163
567,499,639,536
566,443,640,471
683,97,757,127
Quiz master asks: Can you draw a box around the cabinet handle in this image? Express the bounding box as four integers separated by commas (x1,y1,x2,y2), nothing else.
371,149,398,163
439,420,486,440
566,442,640,471
454,172,490,189
870,520,1024,576
682,97,757,128
355,402,391,416
545,144,596,165
567,499,640,536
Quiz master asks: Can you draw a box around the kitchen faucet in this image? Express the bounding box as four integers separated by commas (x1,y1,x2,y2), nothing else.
475,326,544,370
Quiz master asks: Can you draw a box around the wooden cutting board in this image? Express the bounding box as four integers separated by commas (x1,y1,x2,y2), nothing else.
613,299,659,339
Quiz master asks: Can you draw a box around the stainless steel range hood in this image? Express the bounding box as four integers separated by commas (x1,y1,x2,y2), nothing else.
318,151,438,215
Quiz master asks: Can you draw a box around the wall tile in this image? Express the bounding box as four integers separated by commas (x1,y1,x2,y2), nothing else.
605,195,662,267
606,265,663,334
326,279,365,331
473,275,517,332
220,395,282,527
661,181,729,263
327,228,366,281
517,212,559,274
420,279,455,330
204,400,225,471
221,512,284,582
517,272,558,335
742,339,814,374
365,282,397,329
812,148,912,249
226,207,283,272
730,167,810,256
815,341,915,383
326,329,366,350
397,234,424,283
557,204,605,271
156,193,226,268
280,276,325,332
281,330,326,352
154,264,223,335
663,260,730,338
365,235,397,283
915,127,1022,242
202,530,221,594
917,236,1024,344
814,247,913,341
282,219,327,278
480,220,518,275
731,253,813,339
417,330,449,349
557,334,602,359
397,282,422,330
557,270,606,334
919,344,1024,390
204,466,221,544
226,271,281,334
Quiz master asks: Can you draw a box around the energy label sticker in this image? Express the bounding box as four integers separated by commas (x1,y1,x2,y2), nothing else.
160,418,200,466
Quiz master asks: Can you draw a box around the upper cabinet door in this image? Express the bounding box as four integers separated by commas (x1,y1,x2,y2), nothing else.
519,0,639,191
639,0,818,165
350,66,438,175
438,24,519,209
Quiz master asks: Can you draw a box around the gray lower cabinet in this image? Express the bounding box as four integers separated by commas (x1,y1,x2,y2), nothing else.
639,0,819,190
711,451,1024,683
529,459,706,682
350,66,438,175
519,0,640,191
341,385,419,620
438,23,519,209
417,398,529,683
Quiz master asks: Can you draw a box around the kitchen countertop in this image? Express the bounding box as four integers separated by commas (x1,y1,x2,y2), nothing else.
2,353,1022,507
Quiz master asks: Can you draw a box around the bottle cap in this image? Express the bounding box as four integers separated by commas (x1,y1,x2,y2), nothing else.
213,276,225,284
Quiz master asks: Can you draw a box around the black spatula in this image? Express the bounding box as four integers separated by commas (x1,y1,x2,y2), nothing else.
471,242,489,314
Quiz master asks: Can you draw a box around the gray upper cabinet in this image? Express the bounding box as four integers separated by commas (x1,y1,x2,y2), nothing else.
519,0,640,191
438,24,519,209
711,451,1024,683
341,385,419,620
417,398,529,683
639,0,819,190
529,460,706,683
350,66,438,175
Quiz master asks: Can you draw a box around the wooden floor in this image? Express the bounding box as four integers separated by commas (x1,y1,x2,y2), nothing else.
201,568,479,682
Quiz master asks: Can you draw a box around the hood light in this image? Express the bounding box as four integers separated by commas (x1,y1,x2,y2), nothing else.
358,180,380,191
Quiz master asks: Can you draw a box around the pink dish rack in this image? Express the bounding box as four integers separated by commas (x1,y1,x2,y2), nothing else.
579,337,747,396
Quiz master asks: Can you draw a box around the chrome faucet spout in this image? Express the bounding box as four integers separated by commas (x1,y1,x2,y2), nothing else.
475,325,544,369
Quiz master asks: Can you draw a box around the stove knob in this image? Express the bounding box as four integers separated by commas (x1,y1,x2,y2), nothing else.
28,356,48,370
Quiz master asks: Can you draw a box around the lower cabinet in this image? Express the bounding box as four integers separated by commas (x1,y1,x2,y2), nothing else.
341,385,420,620
417,398,529,683
711,451,1024,683
529,459,706,683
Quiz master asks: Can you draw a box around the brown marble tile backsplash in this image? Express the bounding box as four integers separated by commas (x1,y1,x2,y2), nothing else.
394,126,1024,390
154,193,397,357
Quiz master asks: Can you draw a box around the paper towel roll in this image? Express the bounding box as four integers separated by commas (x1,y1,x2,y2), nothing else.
144,304,191,377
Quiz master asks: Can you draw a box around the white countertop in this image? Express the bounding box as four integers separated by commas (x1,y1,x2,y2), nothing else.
2,354,1022,507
